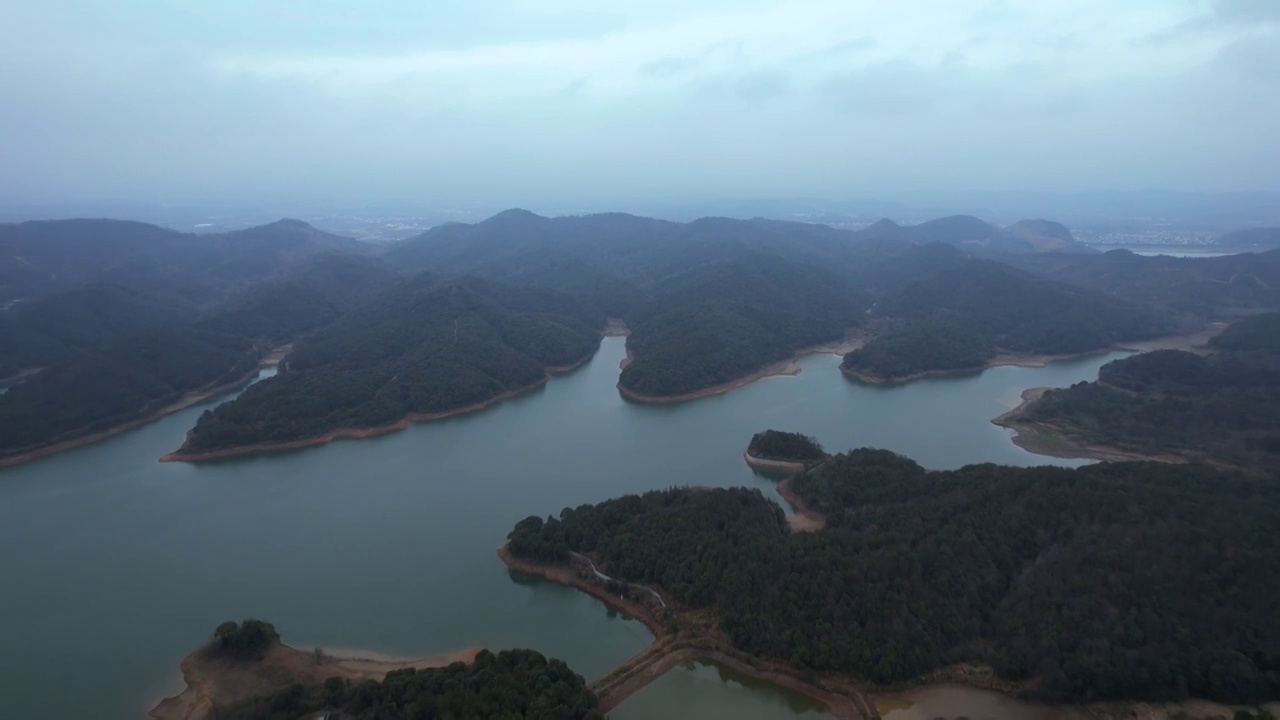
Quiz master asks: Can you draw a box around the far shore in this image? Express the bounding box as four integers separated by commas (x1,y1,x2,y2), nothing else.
160,347,598,464
0,345,290,470
844,323,1226,386
618,333,866,404
149,639,478,720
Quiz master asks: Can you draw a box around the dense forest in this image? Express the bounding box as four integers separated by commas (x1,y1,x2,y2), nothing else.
218,649,602,720
746,429,825,462
178,275,604,453
212,619,280,660
618,256,868,396
842,259,1177,381
507,450,1279,704
0,256,395,460
1020,313,1280,471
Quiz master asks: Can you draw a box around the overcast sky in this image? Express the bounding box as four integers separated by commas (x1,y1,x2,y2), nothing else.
2,0,1277,206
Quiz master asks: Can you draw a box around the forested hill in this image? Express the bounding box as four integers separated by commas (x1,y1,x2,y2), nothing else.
618,256,869,397
842,259,1177,381
0,256,396,462
177,274,604,454
1004,248,1280,318
853,215,1093,254
0,217,369,301
1014,313,1280,471
220,648,601,720
506,450,1280,704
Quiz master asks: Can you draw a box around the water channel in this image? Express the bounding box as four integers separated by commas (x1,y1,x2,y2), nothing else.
0,337,1122,719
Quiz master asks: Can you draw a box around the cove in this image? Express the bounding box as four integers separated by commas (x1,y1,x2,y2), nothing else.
0,337,1121,719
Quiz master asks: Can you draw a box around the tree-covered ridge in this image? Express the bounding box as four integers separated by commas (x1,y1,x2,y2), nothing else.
1006,248,1280,318
212,619,280,661
506,452,1280,704
179,275,604,453
619,256,869,397
0,256,396,460
219,648,602,720
1020,313,1280,471
747,430,825,462
842,259,1177,381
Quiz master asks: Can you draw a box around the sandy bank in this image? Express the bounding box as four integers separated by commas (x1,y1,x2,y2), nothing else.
991,387,1192,465
743,451,809,474
160,347,597,464
775,475,827,533
845,324,1226,386
0,344,289,470
618,333,865,404
149,640,478,720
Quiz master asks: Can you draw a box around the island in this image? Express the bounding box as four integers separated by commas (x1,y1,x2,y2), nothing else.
502,448,1280,711
995,313,1280,471
744,429,827,472
151,620,599,720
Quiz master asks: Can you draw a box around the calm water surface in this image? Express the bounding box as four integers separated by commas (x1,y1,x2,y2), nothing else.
0,338,1122,719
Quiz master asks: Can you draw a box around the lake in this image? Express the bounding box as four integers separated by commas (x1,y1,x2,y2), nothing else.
0,337,1122,719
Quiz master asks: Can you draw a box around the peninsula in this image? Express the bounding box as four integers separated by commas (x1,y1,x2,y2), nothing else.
151,620,596,720
503,448,1280,709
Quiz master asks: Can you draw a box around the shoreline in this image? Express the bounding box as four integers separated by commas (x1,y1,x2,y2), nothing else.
742,451,808,474
160,348,598,464
0,347,288,470
618,333,865,404
496,543,875,719
843,324,1225,386
741,451,829,533
991,387,1192,465
149,640,478,720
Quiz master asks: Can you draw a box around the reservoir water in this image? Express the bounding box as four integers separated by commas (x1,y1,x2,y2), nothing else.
0,337,1122,719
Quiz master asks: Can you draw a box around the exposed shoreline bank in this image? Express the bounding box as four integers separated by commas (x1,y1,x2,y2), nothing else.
0,346,290,470
160,348,598,464
992,387,1192,465
843,324,1225,386
148,640,478,720
618,333,865,404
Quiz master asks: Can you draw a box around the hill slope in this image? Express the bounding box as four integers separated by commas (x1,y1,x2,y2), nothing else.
842,259,1176,381
174,275,604,456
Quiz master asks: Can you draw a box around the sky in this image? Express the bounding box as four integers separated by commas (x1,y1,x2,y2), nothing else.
1,0,1277,207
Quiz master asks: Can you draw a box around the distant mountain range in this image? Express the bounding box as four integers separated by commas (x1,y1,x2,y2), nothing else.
3,209,1279,465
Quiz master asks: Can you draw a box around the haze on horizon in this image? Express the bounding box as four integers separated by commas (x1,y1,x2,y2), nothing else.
2,0,1278,208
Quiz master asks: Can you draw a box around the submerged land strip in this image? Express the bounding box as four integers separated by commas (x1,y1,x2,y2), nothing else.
843,324,1225,386
992,387,1189,464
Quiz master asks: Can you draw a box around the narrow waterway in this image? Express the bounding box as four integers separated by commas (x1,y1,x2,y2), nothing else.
0,338,1122,719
